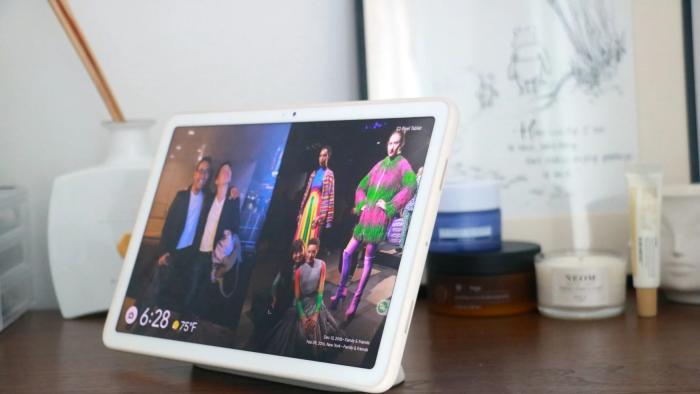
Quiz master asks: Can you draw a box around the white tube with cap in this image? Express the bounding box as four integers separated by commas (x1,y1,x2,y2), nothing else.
626,164,663,317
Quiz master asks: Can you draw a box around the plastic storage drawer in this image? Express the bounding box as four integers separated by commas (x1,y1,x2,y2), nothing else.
0,186,27,235
0,263,33,331
0,187,28,277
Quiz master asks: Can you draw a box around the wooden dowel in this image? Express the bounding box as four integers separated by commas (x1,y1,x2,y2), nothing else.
48,0,125,122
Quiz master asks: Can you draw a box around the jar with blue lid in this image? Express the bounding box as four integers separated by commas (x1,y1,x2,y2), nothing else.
430,181,501,253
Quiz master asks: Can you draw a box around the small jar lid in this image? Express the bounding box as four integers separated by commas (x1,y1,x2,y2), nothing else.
428,241,540,276
439,181,500,213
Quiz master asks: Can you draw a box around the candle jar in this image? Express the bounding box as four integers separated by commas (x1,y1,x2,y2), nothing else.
535,251,627,319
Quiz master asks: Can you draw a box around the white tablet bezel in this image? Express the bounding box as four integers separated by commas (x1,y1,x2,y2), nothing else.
103,98,458,393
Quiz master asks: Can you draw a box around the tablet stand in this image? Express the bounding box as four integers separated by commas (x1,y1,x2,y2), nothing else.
195,363,405,392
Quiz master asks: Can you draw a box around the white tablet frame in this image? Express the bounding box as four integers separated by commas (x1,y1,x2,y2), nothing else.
103,98,458,393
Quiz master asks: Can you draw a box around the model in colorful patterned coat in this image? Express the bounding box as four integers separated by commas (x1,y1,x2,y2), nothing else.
295,146,335,247
331,129,417,319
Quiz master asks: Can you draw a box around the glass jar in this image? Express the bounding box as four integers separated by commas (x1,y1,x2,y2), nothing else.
535,250,627,319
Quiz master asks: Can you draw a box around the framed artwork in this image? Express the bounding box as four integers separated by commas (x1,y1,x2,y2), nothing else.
683,0,700,182
360,0,640,251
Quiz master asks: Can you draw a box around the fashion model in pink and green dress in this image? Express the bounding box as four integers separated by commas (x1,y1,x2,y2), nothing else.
331,130,416,318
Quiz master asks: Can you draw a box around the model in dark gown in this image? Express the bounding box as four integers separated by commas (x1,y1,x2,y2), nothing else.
263,239,340,359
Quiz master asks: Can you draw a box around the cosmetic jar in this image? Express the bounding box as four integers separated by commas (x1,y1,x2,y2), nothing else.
430,181,501,253
660,184,700,305
427,241,540,317
535,251,627,319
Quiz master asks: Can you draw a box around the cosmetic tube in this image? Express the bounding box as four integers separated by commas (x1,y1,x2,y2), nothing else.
626,164,663,317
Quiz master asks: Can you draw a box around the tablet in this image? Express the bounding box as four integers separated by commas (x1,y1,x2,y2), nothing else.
103,99,457,392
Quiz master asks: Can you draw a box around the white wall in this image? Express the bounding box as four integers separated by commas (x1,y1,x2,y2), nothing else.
0,0,359,309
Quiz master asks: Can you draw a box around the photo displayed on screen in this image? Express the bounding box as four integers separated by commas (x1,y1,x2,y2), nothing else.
117,117,435,368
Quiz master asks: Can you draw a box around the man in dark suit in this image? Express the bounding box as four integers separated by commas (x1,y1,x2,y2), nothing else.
186,161,241,322
156,157,212,311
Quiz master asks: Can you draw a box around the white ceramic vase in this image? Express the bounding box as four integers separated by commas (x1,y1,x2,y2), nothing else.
48,120,153,318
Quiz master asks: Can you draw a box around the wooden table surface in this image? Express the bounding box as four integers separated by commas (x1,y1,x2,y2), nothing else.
1,292,699,393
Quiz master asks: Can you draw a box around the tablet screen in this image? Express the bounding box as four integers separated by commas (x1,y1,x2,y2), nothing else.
117,117,434,368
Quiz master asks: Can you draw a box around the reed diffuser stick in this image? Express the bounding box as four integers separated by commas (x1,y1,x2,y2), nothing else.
48,0,125,122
